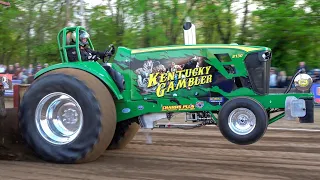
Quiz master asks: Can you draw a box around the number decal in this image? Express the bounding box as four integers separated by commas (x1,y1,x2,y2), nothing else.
232,54,243,58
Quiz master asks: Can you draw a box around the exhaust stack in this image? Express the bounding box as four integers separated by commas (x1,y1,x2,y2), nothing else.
183,17,196,45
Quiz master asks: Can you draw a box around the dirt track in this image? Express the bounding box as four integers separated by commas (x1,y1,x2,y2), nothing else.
0,124,319,180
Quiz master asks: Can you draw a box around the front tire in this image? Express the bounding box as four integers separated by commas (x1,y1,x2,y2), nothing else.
19,69,116,163
218,97,268,145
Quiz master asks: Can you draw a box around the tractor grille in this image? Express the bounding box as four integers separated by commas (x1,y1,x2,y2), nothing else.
244,51,271,95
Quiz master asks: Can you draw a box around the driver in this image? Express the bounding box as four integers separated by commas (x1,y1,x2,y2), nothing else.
67,30,110,62
66,30,125,92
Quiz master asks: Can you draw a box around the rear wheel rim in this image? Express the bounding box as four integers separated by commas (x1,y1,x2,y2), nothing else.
228,108,256,135
35,92,84,145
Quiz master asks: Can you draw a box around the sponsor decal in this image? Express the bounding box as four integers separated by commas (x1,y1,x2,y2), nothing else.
196,101,204,109
312,84,320,104
122,108,131,113
317,87,320,96
162,104,195,111
148,66,212,97
232,53,244,58
0,74,13,90
298,79,309,87
209,97,224,102
133,56,213,97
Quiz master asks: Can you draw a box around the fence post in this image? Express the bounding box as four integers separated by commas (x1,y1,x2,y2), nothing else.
0,82,6,118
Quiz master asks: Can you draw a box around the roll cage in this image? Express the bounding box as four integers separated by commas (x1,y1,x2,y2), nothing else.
57,26,95,63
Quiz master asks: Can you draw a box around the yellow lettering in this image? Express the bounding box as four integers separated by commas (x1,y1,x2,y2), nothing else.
162,104,195,111
156,83,166,97
197,67,204,76
177,70,183,79
159,73,166,83
176,79,187,89
205,66,211,74
194,76,200,86
185,69,192,78
192,68,198,76
166,81,175,92
206,75,212,83
188,77,194,87
200,76,206,84
146,65,214,97
167,72,175,81
147,73,159,87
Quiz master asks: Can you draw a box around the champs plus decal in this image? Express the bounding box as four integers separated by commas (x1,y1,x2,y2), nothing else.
162,104,195,111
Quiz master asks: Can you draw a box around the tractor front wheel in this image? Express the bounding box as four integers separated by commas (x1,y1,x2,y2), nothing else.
19,69,116,163
218,97,268,145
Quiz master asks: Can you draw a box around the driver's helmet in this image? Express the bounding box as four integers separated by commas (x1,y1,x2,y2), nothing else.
72,30,90,46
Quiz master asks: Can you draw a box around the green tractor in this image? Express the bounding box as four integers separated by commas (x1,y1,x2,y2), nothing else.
17,24,314,164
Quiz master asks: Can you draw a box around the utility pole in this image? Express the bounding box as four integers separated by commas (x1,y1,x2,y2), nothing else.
65,0,70,26
80,0,85,28
0,1,10,6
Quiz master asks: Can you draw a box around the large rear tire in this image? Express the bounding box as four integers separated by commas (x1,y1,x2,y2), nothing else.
108,118,140,150
19,68,116,163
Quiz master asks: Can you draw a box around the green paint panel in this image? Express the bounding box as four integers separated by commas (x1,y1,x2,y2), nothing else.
34,61,123,100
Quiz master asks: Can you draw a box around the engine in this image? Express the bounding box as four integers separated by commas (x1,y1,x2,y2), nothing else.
185,111,216,125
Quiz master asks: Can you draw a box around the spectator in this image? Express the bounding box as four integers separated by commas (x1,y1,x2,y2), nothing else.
277,71,289,88
13,67,22,80
5,65,14,74
27,64,34,75
297,61,308,73
269,69,277,88
19,68,29,83
312,70,320,83
0,64,6,74
43,63,49,68
27,73,34,84
35,65,42,74
14,62,20,72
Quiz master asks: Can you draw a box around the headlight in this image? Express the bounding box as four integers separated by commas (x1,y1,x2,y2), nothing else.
294,73,313,91
258,51,272,62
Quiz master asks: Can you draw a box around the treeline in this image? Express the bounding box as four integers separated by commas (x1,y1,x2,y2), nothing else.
0,0,319,75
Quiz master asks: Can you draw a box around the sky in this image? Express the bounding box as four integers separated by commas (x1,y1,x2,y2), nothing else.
85,0,108,7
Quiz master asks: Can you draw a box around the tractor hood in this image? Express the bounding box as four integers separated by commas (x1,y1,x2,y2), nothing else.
130,44,270,54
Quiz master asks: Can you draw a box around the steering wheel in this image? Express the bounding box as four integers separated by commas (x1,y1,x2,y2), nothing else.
102,44,115,63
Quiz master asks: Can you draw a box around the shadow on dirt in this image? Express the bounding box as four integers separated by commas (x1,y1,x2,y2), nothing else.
0,108,41,162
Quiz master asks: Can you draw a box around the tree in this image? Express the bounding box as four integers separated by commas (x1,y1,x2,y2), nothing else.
249,0,319,74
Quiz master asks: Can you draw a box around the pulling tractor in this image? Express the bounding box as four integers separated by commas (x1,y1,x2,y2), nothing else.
0,22,314,164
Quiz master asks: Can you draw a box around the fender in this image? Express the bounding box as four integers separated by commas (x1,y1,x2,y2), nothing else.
34,61,123,100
